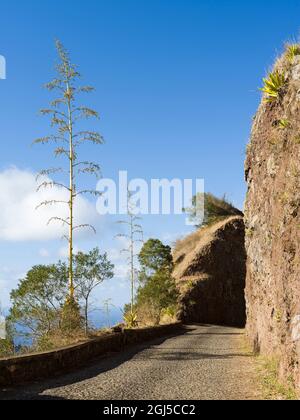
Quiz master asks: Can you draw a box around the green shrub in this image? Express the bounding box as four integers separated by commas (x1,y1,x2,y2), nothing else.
185,193,243,228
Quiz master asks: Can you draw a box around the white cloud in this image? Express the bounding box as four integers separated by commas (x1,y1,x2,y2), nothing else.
107,247,122,261
0,279,13,309
105,248,128,279
0,167,99,242
115,235,131,250
39,248,50,258
114,263,129,279
0,267,25,309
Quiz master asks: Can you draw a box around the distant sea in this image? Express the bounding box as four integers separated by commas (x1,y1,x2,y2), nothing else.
12,307,124,348
89,307,124,329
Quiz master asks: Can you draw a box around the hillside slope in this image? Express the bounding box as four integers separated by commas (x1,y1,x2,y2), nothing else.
174,216,246,327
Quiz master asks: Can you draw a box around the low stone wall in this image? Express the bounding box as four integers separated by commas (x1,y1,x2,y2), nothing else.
0,323,183,387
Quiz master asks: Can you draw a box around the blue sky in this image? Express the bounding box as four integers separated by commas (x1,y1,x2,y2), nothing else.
1,0,300,311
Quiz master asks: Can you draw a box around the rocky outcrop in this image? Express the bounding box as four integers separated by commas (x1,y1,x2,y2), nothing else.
174,217,246,327
245,50,300,391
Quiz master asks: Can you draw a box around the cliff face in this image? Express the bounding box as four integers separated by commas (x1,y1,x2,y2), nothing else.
245,51,300,390
174,217,246,327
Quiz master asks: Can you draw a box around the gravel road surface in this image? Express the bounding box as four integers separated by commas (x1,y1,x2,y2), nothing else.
0,325,261,400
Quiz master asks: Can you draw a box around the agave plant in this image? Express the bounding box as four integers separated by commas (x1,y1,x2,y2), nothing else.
286,44,300,63
124,311,138,329
260,71,287,102
278,119,291,129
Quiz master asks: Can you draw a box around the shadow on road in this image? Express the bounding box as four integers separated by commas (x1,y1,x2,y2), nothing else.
190,333,243,336
134,350,252,362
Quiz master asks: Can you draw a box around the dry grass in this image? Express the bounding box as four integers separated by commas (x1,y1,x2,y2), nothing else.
173,225,211,262
257,356,298,400
34,327,113,352
173,216,242,283
240,337,298,400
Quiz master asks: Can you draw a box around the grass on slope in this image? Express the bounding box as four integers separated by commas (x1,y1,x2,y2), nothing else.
257,357,298,401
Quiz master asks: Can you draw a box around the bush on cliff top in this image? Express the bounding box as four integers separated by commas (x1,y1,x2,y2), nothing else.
184,193,243,228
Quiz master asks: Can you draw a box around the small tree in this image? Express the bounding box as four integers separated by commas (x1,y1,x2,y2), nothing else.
138,239,173,279
136,239,178,326
74,248,114,335
8,264,68,348
34,40,102,310
116,191,143,328
184,193,243,228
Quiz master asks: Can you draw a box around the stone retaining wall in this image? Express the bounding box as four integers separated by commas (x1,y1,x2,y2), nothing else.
0,323,183,387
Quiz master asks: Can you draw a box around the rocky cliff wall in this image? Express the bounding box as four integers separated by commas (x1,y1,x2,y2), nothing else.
245,48,300,391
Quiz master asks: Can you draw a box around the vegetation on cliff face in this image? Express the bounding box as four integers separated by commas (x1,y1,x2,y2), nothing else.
245,42,300,394
260,70,287,103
